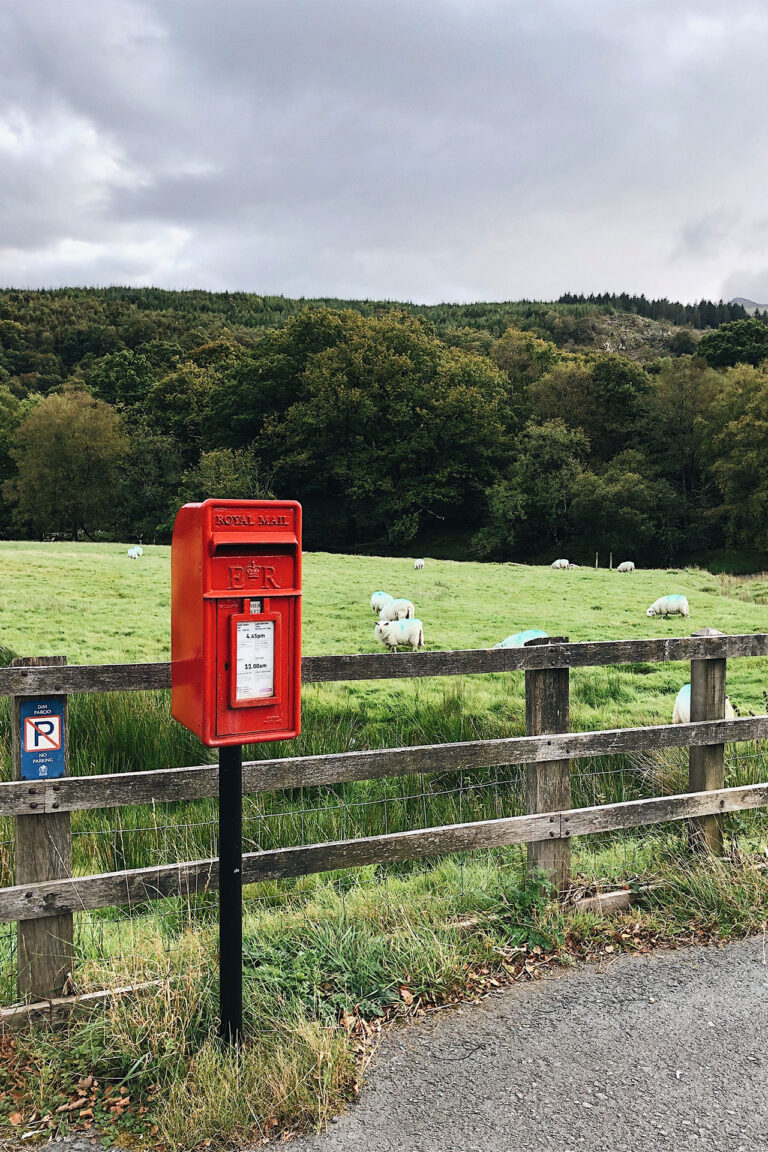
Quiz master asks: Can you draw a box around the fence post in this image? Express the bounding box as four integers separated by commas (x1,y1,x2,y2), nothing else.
688,628,726,855
12,656,74,1000
525,636,571,895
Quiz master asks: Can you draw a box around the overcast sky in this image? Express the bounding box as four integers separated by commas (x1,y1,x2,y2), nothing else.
1,0,767,304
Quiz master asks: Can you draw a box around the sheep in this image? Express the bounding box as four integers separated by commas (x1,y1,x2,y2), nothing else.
551,558,570,570
370,591,394,615
375,618,425,652
493,629,548,649
127,546,141,560
672,683,736,725
646,594,690,619
414,558,425,570
379,598,416,622
616,561,635,573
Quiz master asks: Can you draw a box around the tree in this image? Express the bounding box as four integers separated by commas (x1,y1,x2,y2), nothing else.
569,452,677,561
491,327,559,388
267,311,507,544
473,420,588,558
174,447,273,508
4,390,127,537
529,354,649,462
705,364,768,550
697,318,768,369
115,426,185,542
0,386,36,535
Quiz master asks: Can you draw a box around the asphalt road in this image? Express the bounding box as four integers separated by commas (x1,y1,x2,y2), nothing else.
290,936,768,1152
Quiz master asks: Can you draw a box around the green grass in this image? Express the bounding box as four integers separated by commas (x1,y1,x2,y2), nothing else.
1,543,768,1147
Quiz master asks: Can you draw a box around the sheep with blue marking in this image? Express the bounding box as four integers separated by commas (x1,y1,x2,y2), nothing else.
370,591,394,615
647,594,690,619
379,598,415,622
375,618,425,652
672,683,735,725
493,629,548,649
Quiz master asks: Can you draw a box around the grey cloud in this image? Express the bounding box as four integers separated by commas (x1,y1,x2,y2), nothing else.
1,0,767,300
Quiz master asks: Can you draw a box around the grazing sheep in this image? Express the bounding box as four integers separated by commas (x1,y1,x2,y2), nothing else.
616,561,635,573
370,591,394,615
493,629,548,649
375,618,425,652
379,598,416,622
646,594,690,619
136,546,143,557
672,683,736,725
127,546,141,560
551,558,570,570
414,558,425,570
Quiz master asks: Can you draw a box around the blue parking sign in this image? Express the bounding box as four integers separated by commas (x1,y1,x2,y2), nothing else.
19,699,66,780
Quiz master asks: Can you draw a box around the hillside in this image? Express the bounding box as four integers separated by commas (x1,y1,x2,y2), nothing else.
1,292,768,567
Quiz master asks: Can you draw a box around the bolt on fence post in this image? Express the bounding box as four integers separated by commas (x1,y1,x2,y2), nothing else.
689,627,727,854
12,656,74,1000
525,636,571,896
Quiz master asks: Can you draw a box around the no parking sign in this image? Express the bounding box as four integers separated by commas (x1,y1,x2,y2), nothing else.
19,699,66,780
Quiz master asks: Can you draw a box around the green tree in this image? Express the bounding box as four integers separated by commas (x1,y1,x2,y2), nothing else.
706,364,768,550
268,312,507,544
491,327,559,388
175,447,273,508
473,420,588,558
0,385,36,535
697,318,768,368
4,390,128,537
529,354,649,462
569,452,677,561
116,427,185,543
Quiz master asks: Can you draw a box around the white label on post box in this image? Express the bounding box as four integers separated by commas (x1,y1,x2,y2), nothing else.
235,620,275,700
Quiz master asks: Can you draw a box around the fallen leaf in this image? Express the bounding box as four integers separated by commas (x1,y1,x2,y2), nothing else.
399,986,414,1005
9,1113,23,1126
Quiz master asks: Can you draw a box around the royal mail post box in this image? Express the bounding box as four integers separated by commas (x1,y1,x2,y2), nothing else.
171,499,301,746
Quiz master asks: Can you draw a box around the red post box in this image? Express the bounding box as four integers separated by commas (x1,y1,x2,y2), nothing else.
171,499,302,746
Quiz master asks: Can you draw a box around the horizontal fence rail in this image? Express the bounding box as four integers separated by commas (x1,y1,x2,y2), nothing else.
4,630,768,1009
2,632,768,696
1,714,767,818
2,781,768,922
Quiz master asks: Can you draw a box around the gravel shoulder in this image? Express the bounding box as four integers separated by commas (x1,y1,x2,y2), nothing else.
289,935,768,1152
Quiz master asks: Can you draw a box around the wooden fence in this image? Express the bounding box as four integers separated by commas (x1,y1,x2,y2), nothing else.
2,628,768,1004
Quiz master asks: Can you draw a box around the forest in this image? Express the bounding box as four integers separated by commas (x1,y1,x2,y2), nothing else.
1,287,768,566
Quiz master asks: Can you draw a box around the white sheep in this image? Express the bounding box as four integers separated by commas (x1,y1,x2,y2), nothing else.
127,546,141,560
379,598,415,622
616,561,635,573
370,591,394,615
375,618,425,652
672,683,735,725
550,558,570,570
414,558,425,570
646,595,690,619
493,629,548,649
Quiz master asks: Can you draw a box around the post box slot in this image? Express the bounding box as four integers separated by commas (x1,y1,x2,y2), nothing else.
210,535,298,556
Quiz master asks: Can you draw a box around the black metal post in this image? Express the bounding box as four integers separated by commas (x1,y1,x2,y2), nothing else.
218,743,243,1046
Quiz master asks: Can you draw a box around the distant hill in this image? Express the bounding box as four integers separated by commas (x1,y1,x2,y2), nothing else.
729,297,768,315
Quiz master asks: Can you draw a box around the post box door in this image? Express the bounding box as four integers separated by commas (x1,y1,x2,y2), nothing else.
215,597,298,740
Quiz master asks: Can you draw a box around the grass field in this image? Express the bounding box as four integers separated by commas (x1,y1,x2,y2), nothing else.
1,542,768,1148
2,540,768,724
